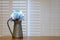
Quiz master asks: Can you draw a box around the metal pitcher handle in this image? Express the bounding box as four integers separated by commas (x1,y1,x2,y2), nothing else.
7,19,12,35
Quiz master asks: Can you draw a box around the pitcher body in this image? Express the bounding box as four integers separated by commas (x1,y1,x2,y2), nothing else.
7,20,23,38
12,21,23,38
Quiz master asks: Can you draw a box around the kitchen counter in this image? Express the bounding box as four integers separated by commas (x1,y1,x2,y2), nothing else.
0,36,60,40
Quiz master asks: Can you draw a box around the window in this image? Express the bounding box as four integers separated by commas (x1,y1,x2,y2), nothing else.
0,0,40,36
28,0,40,36
0,0,27,36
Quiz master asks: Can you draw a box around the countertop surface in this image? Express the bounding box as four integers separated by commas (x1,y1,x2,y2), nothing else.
0,36,60,40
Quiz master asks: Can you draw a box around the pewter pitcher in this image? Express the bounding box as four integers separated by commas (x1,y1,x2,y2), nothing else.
7,19,23,38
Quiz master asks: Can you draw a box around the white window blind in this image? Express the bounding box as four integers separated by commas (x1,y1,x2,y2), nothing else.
0,0,10,36
28,0,40,36
0,0,27,36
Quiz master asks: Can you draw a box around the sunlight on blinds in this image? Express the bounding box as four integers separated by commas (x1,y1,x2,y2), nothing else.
0,0,27,36
28,0,40,36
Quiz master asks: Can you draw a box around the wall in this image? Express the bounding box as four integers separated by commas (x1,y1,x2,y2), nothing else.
40,0,60,36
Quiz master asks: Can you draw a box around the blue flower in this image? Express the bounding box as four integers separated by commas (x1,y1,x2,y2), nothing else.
10,9,24,21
